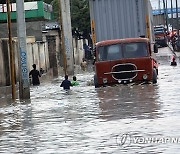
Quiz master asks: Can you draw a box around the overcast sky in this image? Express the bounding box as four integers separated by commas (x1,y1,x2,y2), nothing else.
150,0,180,10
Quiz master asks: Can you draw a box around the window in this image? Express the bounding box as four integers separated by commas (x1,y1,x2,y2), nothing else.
106,44,122,60
97,42,148,61
123,42,148,58
97,44,122,61
154,27,165,34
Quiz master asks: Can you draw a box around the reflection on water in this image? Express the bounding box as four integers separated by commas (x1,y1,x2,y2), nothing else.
97,84,161,120
1,57,180,153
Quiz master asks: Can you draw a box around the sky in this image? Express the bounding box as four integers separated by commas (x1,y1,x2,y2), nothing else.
150,0,180,10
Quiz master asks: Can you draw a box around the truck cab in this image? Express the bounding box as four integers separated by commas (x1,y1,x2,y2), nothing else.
154,25,168,47
94,38,158,87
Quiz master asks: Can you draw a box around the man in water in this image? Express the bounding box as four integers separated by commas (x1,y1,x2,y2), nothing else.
60,75,72,90
29,64,41,86
80,58,87,71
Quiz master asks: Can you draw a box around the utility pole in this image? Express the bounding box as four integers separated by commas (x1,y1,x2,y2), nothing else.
171,0,173,31
58,0,67,75
176,0,179,36
163,0,168,29
163,0,166,27
6,0,16,100
165,0,168,30
59,0,74,75
16,0,30,99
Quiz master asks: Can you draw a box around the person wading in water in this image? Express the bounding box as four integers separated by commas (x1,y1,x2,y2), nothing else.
29,64,41,86
60,75,72,90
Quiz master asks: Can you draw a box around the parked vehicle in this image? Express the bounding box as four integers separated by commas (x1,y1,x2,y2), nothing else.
154,25,168,47
94,38,158,87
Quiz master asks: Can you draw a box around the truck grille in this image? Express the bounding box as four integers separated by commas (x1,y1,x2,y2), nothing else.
112,63,137,80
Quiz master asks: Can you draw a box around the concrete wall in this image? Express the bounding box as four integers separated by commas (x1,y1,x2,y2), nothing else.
0,34,86,87
42,30,61,75
0,39,50,87
27,43,34,72
0,40,19,86
73,38,84,65
27,42,49,73
0,40,6,86
0,21,43,41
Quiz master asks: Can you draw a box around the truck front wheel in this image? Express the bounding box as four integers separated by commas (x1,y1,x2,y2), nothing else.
153,68,157,84
94,75,99,88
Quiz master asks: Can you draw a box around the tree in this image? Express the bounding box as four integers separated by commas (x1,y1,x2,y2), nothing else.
70,0,91,40
52,0,91,40
1,0,6,4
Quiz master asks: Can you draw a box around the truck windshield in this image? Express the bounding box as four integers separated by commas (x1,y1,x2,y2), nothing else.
97,42,148,61
123,42,148,58
98,44,122,61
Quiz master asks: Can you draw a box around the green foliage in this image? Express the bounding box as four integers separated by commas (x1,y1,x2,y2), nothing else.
70,0,90,39
1,0,6,4
44,0,53,4
52,0,91,39
50,0,59,20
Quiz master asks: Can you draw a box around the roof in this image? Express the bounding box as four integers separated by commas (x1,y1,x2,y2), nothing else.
0,1,53,22
152,8,180,15
96,38,149,47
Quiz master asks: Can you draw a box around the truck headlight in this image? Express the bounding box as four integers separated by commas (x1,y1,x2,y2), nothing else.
103,78,107,84
143,74,148,80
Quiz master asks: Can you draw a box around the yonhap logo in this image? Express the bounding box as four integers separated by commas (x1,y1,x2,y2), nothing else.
116,132,180,148
116,133,132,147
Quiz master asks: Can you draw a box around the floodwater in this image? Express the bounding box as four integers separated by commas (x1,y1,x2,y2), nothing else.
1,47,180,153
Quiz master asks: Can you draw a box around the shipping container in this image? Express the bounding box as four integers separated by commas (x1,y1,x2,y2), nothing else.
89,0,155,44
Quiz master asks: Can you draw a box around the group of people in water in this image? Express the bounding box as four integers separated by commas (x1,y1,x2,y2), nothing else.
29,64,80,90
60,75,79,90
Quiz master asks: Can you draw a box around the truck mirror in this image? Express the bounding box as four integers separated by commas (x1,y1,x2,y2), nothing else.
154,43,158,53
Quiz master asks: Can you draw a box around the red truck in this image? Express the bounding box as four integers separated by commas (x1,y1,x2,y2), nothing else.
94,38,158,87
154,25,168,47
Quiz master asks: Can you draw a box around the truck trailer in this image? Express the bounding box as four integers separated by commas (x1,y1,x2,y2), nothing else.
89,0,159,87
89,0,155,44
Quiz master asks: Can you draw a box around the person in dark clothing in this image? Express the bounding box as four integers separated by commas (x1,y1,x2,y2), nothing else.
83,43,91,60
29,64,41,86
60,75,72,90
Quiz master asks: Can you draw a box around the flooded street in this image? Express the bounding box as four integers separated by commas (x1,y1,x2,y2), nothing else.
1,47,180,153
